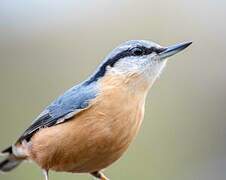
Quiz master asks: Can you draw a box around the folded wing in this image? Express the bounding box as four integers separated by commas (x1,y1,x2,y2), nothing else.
17,83,98,142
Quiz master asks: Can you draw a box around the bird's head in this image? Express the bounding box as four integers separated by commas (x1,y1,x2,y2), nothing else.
86,40,192,92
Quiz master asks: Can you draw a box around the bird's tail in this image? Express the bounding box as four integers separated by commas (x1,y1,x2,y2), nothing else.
0,146,23,173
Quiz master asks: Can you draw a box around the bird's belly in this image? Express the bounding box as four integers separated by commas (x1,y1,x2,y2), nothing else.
30,108,144,172
29,85,145,173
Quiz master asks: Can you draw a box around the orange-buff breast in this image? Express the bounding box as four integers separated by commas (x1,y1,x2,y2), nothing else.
28,74,147,173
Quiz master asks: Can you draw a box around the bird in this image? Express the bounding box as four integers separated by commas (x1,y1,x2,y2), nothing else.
0,40,192,180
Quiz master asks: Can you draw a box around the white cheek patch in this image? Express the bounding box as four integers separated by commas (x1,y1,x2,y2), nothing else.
143,58,167,83
155,60,167,78
108,57,142,75
106,55,167,86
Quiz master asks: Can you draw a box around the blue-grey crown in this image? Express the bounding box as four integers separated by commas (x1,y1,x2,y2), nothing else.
84,40,164,85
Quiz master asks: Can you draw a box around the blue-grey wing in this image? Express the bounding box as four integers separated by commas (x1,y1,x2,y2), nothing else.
18,83,98,142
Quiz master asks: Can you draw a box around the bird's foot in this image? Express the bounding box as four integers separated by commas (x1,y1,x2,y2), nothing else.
91,171,109,180
42,169,49,180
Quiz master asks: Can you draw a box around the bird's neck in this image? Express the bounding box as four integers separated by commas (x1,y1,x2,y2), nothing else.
99,71,152,98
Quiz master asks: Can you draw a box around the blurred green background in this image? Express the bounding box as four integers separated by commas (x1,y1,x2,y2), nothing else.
0,0,226,180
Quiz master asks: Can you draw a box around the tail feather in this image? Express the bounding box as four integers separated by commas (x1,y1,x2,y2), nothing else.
1,146,13,154
0,146,22,173
0,158,22,172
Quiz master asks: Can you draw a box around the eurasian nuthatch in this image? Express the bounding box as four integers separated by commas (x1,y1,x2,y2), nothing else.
0,40,192,180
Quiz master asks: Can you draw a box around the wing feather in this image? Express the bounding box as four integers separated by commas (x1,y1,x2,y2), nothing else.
17,83,98,142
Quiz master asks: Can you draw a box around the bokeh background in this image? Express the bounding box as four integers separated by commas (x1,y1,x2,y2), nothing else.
0,1,226,180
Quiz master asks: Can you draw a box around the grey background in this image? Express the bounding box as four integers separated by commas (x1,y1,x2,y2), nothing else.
0,1,226,180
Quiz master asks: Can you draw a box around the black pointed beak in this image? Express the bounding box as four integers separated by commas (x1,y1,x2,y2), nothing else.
159,41,192,60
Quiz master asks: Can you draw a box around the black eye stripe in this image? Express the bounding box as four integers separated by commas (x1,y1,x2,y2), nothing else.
85,45,164,85
145,47,162,54
129,46,165,56
131,47,144,56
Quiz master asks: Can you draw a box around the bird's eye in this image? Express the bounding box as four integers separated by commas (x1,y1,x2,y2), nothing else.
131,47,144,56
